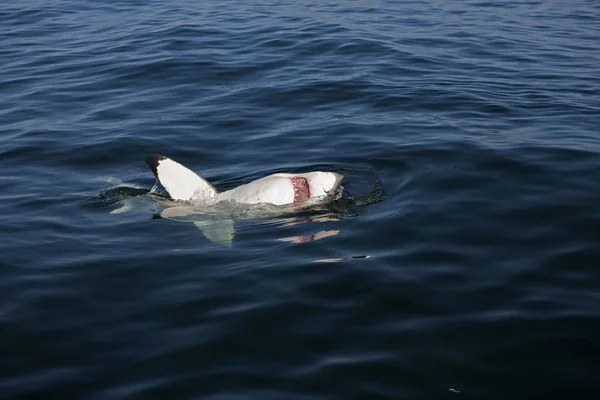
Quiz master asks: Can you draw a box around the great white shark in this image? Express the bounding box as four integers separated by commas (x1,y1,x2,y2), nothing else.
142,154,349,246
144,154,345,209
95,155,384,246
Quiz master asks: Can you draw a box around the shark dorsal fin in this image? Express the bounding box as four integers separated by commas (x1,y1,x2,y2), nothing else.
145,154,218,202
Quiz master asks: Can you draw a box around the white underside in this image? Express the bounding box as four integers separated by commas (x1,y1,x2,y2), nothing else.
152,156,342,207
153,157,218,203
215,172,341,206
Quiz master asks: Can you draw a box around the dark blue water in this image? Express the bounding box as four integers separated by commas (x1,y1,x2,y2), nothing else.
2,1,600,398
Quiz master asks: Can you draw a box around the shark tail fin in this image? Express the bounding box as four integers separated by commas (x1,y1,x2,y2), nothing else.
145,154,218,202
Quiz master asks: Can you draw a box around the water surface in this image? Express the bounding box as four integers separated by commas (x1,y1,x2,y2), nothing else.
1,0,600,398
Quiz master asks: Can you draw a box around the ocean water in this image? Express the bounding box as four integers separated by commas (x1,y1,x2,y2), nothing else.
1,0,600,398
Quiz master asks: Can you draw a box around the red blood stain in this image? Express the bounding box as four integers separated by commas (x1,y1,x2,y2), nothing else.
290,176,310,206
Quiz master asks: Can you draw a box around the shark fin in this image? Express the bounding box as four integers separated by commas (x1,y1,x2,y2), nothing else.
194,219,235,247
145,154,218,202
110,199,134,214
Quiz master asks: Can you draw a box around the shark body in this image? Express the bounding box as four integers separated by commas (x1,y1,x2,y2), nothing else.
141,154,347,245
145,154,344,209
95,155,384,247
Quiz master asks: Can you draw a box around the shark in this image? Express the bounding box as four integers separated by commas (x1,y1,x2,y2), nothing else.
144,154,345,209
94,154,384,246
142,154,350,246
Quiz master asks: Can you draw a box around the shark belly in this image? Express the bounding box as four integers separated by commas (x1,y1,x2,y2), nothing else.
145,154,343,209
216,175,297,206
